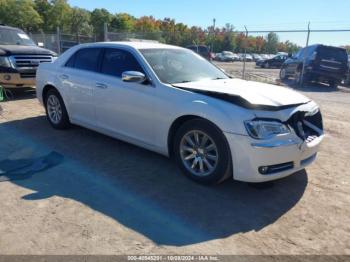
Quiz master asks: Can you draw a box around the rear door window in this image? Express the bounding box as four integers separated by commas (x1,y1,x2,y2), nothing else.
65,54,76,68
74,48,102,72
100,48,144,78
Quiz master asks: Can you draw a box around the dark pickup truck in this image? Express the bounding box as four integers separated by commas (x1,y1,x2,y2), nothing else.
0,25,56,88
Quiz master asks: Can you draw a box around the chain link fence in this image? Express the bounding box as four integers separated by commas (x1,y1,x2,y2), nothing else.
107,31,163,43
28,28,96,55
27,24,350,87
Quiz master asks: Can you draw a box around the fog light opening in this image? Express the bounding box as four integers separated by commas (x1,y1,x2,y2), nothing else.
3,74,11,81
259,166,269,174
259,162,294,175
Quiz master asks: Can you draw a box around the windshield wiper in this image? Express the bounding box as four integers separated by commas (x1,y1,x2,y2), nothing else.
176,80,192,83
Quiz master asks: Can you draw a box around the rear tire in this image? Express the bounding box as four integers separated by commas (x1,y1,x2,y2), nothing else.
328,80,339,88
173,119,231,185
44,89,70,129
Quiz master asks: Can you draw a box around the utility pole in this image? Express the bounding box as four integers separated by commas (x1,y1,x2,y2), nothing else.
212,18,216,53
104,23,108,42
56,26,61,55
242,26,248,79
300,22,311,86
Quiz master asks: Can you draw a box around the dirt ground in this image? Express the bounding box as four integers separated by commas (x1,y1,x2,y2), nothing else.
0,65,349,255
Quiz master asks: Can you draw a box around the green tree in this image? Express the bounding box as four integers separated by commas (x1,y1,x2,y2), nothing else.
47,0,71,32
110,13,136,32
90,8,111,40
34,0,51,31
70,7,92,36
265,32,279,53
222,24,236,52
0,0,42,31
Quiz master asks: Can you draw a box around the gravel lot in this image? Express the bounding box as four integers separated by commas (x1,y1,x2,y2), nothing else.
0,64,349,255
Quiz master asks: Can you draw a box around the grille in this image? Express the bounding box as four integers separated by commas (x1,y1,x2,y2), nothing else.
287,110,323,141
20,72,36,78
12,55,52,69
305,111,323,130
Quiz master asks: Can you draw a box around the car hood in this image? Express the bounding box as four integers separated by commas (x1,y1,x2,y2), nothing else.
0,45,55,56
173,78,311,110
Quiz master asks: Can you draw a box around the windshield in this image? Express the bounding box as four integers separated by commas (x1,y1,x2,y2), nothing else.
0,28,36,46
140,48,228,84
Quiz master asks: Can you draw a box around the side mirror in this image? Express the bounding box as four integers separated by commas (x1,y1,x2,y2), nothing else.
122,71,146,83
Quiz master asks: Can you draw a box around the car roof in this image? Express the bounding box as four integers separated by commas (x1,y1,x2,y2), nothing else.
81,41,184,50
0,25,23,31
306,44,346,51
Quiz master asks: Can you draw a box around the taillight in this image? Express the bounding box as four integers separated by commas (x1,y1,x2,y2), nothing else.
310,51,317,60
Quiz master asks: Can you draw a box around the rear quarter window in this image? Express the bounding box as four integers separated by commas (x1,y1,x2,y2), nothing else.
73,48,102,72
65,54,76,67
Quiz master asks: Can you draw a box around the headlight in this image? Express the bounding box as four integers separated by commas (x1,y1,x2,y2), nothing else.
51,56,58,62
0,56,13,68
244,120,290,139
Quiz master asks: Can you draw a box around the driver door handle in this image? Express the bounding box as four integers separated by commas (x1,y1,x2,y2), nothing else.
96,82,108,89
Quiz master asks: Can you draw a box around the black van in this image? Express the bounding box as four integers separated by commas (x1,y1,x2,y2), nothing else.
280,44,348,87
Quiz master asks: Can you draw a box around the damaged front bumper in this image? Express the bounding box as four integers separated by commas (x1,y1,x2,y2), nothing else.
225,131,324,183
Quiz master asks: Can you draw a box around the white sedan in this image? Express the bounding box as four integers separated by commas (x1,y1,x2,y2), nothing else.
36,42,324,184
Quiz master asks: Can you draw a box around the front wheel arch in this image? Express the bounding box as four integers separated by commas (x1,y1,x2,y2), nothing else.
167,115,232,166
43,86,71,129
172,118,232,184
168,115,205,157
42,85,59,104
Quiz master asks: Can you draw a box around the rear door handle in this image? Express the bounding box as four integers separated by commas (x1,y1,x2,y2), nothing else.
96,83,108,89
60,74,69,80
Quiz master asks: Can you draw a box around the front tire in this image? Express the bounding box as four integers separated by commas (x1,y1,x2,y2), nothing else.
280,68,288,80
45,89,70,129
173,119,231,185
294,69,302,86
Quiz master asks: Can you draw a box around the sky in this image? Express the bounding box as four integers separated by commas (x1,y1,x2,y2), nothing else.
69,0,350,46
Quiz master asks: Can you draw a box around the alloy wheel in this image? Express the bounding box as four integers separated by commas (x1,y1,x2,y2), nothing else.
280,68,286,79
180,130,219,177
47,94,62,124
